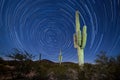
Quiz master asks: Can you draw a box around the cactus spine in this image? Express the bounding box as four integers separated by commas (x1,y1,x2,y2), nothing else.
59,50,62,65
73,11,87,66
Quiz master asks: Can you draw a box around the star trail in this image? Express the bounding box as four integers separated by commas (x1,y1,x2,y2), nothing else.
0,0,120,63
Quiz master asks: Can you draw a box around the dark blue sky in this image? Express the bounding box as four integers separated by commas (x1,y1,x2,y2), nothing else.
0,0,120,63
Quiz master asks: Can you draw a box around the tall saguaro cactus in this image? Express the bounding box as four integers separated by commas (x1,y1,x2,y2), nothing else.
59,50,62,65
73,11,87,66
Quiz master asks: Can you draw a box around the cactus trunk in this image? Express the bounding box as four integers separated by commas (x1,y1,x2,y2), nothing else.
77,47,84,66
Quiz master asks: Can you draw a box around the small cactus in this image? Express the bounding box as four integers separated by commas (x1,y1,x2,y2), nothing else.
73,11,87,66
39,53,41,61
59,50,62,65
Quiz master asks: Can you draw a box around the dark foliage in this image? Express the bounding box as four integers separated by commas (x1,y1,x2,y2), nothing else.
0,50,120,80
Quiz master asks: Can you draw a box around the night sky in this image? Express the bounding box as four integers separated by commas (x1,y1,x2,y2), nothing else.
0,0,120,63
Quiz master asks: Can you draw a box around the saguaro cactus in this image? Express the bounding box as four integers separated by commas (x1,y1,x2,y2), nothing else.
73,11,87,66
59,50,62,65
39,53,41,61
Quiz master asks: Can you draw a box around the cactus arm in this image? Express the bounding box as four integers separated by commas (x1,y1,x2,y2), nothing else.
73,33,78,48
81,25,87,49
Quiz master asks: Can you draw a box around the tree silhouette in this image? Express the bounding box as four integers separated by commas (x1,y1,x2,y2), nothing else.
95,51,109,65
5,48,35,78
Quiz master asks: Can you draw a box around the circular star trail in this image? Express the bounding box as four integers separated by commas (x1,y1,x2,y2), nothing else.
0,0,120,62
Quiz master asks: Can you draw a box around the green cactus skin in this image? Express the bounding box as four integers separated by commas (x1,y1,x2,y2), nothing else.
73,11,87,66
59,50,62,65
